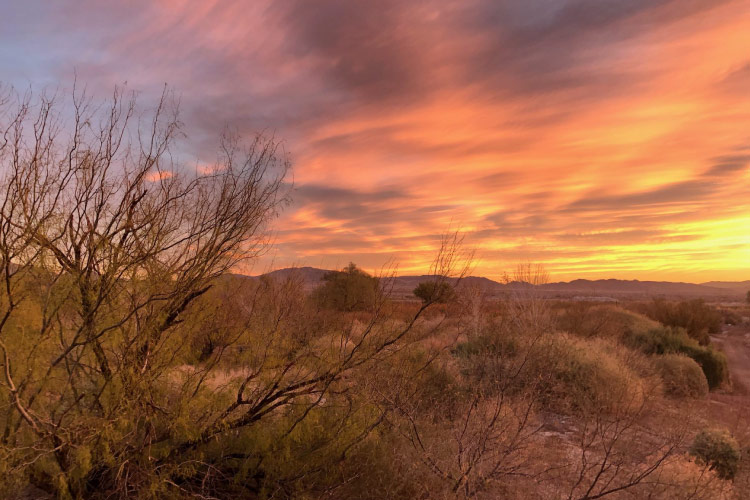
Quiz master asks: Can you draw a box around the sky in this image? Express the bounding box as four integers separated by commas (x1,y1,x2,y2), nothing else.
1,0,749,282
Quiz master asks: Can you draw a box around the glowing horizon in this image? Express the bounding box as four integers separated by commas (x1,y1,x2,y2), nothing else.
1,0,749,282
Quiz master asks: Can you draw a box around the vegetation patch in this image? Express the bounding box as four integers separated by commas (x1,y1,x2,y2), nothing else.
653,354,709,399
631,298,722,345
690,428,741,480
521,335,645,414
623,326,728,389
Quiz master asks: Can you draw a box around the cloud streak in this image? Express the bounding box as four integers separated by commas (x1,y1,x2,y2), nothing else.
1,0,749,281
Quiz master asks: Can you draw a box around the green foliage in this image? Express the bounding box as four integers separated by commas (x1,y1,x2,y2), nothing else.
555,303,660,339
623,326,728,389
313,263,379,311
690,428,741,480
453,332,519,360
633,298,722,345
518,335,644,414
413,280,456,304
653,354,709,398
623,325,698,355
688,348,729,390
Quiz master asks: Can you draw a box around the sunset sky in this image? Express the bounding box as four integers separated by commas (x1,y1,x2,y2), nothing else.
1,0,749,282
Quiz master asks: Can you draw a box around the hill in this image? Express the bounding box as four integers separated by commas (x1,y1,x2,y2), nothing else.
250,268,746,300
701,280,750,292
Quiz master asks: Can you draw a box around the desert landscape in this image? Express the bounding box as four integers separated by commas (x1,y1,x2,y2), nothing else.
1,1,750,499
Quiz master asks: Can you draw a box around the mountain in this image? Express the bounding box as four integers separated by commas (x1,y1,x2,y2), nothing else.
538,279,731,297
259,266,329,283
249,267,747,299
701,280,750,292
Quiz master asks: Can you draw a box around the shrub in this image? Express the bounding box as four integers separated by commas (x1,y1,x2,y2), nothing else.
452,331,519,360
413,280,456,304
632,298,721,345
555,303,660,340
313,262,379,311
521,335,644,414
653,354,708,398
688,348,729,390
623,326,728,389
720,307,742,326
689,428,741,479
623,325,698,355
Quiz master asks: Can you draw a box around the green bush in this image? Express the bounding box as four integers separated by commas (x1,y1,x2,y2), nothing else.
622,325,695,355
555,304,660,340
689,428,741,479
413,280,456,304
633,298,721,345
521,335,644,414
452,331,519,360
688,348,729,390
623,326,728,389
313,262,379,311
653,354,708,398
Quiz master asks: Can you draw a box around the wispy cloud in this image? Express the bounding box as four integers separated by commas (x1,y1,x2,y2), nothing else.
1,0,749,281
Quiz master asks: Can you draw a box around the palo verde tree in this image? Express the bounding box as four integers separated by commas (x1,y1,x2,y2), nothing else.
0,84,290,497
0,84,471,498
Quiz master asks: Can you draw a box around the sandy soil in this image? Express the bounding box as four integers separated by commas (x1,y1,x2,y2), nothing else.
711,324,750,394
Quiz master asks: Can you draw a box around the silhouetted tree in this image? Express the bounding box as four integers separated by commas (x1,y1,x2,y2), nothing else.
314,262,379,311
413,280,456,304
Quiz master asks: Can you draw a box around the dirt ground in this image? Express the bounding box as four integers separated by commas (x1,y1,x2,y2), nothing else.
705,325,750,446
711,324,750,395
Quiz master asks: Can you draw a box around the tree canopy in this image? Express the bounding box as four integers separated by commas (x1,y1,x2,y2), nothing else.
314,262,379,311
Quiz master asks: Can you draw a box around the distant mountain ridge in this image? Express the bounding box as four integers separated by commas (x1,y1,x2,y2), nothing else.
700,280,750,292
249,267,748,299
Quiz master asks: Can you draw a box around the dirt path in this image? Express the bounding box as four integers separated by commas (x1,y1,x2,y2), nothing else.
711,324,750,394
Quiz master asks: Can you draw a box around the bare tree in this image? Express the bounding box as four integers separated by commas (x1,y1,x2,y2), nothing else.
0,85,290,497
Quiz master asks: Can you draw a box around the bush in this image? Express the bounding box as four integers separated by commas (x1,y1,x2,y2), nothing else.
623,326,728,389
413,280,456,304
653,354,708,398
720,307,743,326
632,298,721,345
452,331,519,360
623,325,698,355
689,428,741,479
313,262,379,311
688,348,729,390
521,335,644,414
555,304,660,340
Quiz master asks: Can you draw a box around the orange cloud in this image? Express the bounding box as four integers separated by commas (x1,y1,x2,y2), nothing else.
144,170,173,182
2,0,749,281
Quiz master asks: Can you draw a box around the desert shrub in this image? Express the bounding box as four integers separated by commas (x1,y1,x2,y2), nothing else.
688,348,729,390
632,298,722,345
453,331,520,360
623,326,728,389
720,307,742,326
555,303,659,339
521,335,644,414
452,321,523,391
313,262,379,311
647,455,731,499
690,429,741,480
624,325,699,355
413,280,456,304
654,354,709,398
